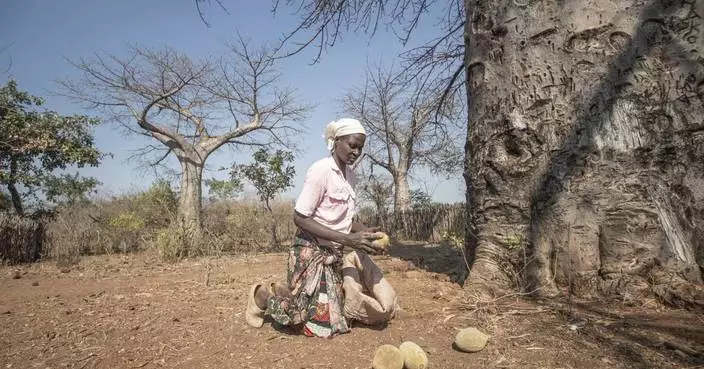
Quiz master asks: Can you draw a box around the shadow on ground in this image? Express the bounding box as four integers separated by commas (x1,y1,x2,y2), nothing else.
542,299,704,368
386,240,465,283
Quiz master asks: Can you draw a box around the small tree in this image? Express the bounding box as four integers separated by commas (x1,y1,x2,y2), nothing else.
204,177,243,202
232,148,295,246
0,80,102,216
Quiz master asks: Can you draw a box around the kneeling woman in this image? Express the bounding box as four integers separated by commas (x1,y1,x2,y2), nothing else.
245,118,398,338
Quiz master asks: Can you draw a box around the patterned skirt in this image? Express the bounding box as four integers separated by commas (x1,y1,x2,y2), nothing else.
265,231,350,338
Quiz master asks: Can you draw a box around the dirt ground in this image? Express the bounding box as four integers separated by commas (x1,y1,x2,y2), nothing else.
2,243,703,369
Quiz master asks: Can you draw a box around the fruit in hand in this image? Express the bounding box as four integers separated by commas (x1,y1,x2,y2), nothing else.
371,232,390,251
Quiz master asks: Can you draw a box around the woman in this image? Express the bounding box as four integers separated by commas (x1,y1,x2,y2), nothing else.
245,118,398,338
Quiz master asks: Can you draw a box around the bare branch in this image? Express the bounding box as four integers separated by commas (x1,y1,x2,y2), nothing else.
61,42,309,177
366,153,392,172
272,0,454,63
0,43,12,75
343,62,463,183
195,0,230,27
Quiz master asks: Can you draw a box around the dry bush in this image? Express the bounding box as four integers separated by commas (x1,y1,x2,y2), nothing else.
42,184,297,264
147,198,296,260
358,203,466,242
0,212,44,264
202,199,295,252
44,183,177,265
45,201,141,267
147,226,227,262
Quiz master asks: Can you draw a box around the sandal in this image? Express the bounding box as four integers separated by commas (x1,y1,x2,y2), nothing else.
245,284,265,328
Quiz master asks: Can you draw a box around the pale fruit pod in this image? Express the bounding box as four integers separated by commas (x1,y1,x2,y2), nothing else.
399,341,429,369
370,231,390,250
372,344,404,369
454,327,489,353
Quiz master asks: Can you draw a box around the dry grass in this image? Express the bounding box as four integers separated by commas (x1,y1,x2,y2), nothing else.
201,199,295,253
0,213,44,264
40,189,296,265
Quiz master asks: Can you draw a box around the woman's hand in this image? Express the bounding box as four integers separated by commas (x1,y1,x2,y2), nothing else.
342,232,384,254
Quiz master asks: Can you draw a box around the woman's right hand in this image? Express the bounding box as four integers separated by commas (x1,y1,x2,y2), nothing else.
342,232,383,254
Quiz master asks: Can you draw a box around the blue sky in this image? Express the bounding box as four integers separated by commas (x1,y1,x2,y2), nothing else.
1,0,465,203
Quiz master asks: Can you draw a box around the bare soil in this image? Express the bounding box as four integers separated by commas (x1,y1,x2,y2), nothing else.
2,243,703,369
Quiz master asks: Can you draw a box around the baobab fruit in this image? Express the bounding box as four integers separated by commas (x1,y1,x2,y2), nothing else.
372,344,404,369
399,341,428,369
454,327,489,352
371,232,390,251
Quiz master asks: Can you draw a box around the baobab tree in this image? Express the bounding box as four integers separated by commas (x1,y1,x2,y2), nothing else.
62,41,308,240
343,65,462,212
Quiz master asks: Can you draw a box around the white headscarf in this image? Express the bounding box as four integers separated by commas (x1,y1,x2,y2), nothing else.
324,118,366,150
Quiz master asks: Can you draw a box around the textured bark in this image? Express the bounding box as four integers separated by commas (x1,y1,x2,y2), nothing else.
265,200,279,247
7,158,24,216
177,154,204,237
464,0,704,304
393,168,412,213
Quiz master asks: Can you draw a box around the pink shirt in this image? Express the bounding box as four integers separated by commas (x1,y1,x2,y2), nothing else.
295,156,357,245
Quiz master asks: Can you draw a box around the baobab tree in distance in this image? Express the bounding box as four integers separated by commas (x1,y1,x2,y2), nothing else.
63,40,308,246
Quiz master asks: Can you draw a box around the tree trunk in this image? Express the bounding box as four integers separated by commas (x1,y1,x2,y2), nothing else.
392,169,412,239
8,158,24,216
265,200,279,247
463,0,704,304
177,156,204,238
393,170,412,213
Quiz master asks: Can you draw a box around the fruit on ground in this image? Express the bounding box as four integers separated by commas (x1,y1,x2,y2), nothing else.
454,327,489,352
399,341,428,369
372,344,404,369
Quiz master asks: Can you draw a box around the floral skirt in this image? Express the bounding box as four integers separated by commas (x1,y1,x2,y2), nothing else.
265,231,350,338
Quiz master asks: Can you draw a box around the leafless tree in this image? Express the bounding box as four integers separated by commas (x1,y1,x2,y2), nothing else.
343,65,462,212
61,40,308,236
355,165,394,229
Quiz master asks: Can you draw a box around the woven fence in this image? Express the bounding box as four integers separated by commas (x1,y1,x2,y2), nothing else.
0,212,45,264
358,203,466,242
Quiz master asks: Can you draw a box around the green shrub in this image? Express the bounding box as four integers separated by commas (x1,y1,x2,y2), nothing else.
441,230,464,250
108,211,145,231
133,180,177,229
150,227,188,262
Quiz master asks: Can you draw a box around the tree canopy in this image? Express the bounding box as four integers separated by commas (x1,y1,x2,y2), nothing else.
0,80,103,215
233,148,295,211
